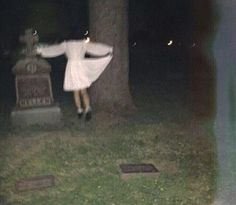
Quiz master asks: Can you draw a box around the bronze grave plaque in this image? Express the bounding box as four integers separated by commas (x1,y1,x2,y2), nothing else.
120,163,159,179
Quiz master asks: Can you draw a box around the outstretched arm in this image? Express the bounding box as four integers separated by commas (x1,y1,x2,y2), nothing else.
36,42,66,58
85,41,113,56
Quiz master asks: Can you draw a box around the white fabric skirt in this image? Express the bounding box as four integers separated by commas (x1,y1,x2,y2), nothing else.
63,55,112,91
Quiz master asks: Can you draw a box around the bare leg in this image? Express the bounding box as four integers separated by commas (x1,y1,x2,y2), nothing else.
80,89,91,112
80,88,92,120
73,90,83,118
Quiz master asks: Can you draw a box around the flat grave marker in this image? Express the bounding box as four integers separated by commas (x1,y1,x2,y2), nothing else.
15,175,55,192
120,163,159,179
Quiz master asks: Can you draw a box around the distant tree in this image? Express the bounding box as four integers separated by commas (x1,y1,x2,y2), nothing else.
189,0,216,119
89,0,135,113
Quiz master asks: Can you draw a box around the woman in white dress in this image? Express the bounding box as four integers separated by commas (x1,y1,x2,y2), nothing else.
36,38,113,120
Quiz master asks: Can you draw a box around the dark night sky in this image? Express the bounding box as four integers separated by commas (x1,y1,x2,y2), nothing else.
129,0,193,40
0,0,88,48
0,0,194,50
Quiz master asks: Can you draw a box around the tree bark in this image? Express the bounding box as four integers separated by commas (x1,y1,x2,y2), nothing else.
88,0,134,113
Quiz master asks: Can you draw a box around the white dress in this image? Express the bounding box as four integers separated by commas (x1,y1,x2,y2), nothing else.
37,40,113,91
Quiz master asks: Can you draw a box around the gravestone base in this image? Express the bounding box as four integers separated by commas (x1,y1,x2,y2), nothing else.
11,104,62,126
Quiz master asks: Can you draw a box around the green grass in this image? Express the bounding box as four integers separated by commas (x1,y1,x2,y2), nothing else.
0,82,216,205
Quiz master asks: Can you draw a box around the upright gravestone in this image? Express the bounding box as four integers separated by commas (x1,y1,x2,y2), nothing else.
11,29,62,126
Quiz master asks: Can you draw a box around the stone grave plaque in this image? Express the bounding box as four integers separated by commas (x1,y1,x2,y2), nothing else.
15,175,55,192
120,163,159,179
16,74,53,108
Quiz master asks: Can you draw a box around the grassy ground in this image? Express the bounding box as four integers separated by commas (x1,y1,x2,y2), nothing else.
0,79,216,205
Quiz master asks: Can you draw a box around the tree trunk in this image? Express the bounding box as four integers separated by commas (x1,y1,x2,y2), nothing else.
88,0,134,113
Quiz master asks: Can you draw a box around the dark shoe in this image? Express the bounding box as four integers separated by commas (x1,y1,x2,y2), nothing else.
85,110,92,121
77,112,83,119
